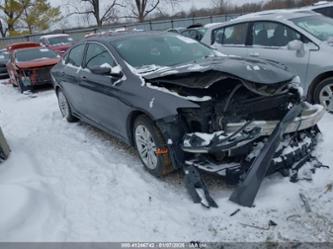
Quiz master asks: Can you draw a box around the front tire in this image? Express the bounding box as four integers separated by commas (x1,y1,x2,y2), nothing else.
313,77,333,113
57,89,78,122
133,115,173,177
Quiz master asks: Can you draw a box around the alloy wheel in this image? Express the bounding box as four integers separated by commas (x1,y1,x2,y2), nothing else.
319,83,333,113
135,124,158,170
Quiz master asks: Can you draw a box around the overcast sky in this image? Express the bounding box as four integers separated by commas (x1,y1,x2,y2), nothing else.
49,0,264,28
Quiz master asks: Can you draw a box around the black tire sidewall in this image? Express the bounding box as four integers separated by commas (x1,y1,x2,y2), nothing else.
57,89,77,122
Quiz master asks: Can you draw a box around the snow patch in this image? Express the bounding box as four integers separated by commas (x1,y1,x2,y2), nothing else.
146,83,212,102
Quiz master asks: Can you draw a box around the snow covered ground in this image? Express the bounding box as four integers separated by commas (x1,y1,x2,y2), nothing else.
0,81,332,242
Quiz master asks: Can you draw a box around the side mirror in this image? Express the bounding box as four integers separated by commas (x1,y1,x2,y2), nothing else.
287,40,305,57
90,66,111,75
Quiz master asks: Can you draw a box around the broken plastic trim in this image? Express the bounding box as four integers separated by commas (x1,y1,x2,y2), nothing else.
182,122,261,153
229,103,304,207
0,127,10,162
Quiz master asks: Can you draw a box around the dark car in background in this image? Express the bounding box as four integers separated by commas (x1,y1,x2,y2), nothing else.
303,1,333,18
6,42,60,93
51,32,324,207
0,49,9,80
39,34,74,56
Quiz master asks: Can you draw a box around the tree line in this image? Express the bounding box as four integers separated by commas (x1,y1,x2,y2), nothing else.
0,0,326,38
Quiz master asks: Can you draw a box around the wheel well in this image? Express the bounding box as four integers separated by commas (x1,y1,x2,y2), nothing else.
308,71,333,102
127,111,148,146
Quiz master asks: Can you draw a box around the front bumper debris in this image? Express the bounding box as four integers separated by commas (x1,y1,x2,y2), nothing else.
225,103,324,136
0,127,10,162
181,102,328,208
182,103,324,154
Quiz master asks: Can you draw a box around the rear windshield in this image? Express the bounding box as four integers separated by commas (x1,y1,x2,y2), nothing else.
48,36,73,46
15,48,58,62
0,52,9,60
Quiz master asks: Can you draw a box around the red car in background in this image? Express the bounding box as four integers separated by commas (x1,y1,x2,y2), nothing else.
39,34,73,56
6,42,60,93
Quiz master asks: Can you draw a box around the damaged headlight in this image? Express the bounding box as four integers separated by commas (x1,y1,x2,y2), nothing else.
289,75,305,98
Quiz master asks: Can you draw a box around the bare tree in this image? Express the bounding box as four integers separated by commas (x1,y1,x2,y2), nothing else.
124,0,180,22
66,0,123,27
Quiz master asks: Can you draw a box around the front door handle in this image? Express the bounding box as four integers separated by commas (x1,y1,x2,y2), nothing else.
250,52,260,57
80,75,87,80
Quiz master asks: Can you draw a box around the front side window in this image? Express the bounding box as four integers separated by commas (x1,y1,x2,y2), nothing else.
292,15,333,42
67,44,85,67
15,48,58,62
252,22,302,47
84,43,115,70
213,23,248,46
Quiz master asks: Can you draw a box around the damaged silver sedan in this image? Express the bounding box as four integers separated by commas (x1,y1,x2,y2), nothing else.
51,32,326,208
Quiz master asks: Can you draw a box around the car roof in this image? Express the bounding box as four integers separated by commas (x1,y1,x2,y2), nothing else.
40,34,70,39
302,1,333,10
234,9,319,22
86,31,178,43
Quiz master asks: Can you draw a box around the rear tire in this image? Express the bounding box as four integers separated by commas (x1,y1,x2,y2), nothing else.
133,115,173,177
313,77,333,113
56,89,78,122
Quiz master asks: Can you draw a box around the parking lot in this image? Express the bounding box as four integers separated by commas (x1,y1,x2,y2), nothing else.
0,82,332,242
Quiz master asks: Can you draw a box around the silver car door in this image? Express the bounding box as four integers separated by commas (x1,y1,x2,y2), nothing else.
246,21,311,87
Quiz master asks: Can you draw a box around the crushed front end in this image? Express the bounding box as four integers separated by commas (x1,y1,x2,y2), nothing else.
16,66,55,91
148,66,326,207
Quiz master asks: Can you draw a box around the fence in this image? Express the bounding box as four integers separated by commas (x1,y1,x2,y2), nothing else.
0,13,241,48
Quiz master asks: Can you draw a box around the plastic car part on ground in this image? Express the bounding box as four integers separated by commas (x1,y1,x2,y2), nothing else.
0,126,10,162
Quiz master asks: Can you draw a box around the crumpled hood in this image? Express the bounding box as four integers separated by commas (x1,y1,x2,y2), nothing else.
142,56,295,89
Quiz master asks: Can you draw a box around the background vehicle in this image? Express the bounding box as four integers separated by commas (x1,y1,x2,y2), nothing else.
6,42,60,93
181,24,208,41
51,32,323,206
302,1,333,18
39,34,74,56
201,10,333,112
0,49,9,80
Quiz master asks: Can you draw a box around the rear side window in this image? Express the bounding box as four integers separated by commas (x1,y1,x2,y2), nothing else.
251,22,302,47
213,23,248,46
67,44,85,67
84,43,115,70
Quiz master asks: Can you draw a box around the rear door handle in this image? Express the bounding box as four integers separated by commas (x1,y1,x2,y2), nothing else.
250,52,260,57
80,75,87,80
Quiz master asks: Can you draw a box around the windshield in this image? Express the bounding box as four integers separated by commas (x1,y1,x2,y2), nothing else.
111,34,215,69
48,36,73,46
0,51,9,60
15,48,58,62
292,15,333,41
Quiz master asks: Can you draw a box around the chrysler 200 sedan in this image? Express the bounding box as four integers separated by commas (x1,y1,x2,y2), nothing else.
51,32,325,207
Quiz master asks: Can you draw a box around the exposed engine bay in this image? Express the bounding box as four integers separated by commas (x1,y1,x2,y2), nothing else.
146,67,326,208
